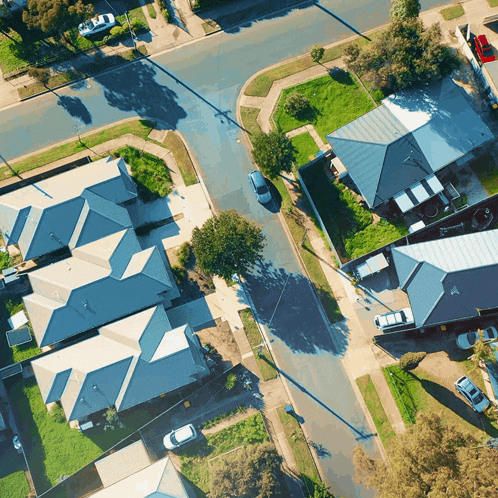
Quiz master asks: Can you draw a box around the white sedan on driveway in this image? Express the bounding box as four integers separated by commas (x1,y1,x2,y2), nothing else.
456,326,498,350
163,424,197,450
78,14,116,37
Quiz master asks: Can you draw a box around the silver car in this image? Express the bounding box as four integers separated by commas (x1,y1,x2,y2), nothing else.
78,14,116,37
456,326,498,350
454,376,489,413
374,307,414,331
248,170,271,204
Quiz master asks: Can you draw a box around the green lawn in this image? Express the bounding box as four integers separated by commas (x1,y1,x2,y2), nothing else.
9,378,149,493
244,32,379,98
356,375,396,449
5,119,155,177
239,309,277,381
240,107,263,145
300,161,409,261
162,131,198,186
487,0,498,6
469,153,498,196
0,297,42,368
383,365,498,440
0,471,30,498
114,146,172,202
0,251,10,270
291,133,320,167
179,412,268,494
274,73,375,140
439,4,464,20
277,406,320,496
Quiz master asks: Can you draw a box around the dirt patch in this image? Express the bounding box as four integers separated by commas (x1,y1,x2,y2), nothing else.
197,318,241,369
419,351,466,391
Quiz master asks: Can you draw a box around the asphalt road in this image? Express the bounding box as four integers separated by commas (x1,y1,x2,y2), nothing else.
0,0,448,495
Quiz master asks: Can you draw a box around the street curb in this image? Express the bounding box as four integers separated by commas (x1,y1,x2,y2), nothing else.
18,54,149,103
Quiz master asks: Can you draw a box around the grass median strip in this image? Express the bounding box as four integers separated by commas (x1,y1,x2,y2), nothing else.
277,406,320,495
239,309,278,381
440,4,464,20
162,131,198,186
356,374,396,448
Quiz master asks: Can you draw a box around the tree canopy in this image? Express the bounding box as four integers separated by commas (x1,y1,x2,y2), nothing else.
210,442,281,498
251,130,295,179
311,44,325,64
23,0,94,34
353,412,498,498
344,17,461,92
389,0,420,20
191,210,266,280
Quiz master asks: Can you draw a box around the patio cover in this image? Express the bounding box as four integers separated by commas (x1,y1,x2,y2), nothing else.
6,325,31,347
7,310,28,330
356,253,389,279
394,174,444,213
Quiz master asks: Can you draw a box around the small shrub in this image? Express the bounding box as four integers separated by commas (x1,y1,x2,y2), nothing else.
310,45,325,64
225,373,237,390
399,352,426,371
49,403,66,424
171,265,186,284
130,18,147,31
162,9,170,21
283,91,310,118
484,404,498,421
177,242,191,268
0,251,10,270
110,25,127,37
28,67,50,86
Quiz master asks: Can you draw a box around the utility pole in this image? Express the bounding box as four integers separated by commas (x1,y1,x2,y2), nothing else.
124,11,137,51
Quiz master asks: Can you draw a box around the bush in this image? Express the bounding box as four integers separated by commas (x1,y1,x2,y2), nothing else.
130,18,147,31
28,66,50,86
225,373,237,390
283,91,310,118
177,242,191,268
310,45,325,64
0,251,10,271
162,8,170,22
171,265,186,284
110,24,128,37
399,352,426,371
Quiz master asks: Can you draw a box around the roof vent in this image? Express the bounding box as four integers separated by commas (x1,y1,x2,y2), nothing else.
451,286,459,295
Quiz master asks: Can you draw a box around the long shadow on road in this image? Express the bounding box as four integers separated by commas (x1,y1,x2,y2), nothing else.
245,260,348,355
93,60,187,129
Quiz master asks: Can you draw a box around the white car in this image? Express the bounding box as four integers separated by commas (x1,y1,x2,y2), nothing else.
163,424,197,450
455,376,490,413
78,14,116,37
456,326,498,350
374,307,414,331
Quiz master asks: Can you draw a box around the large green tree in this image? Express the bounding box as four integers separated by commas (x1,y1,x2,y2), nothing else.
344,17,461,92
390,0,420,20
23,0,94,35
252,130,295,179
210,442,281,498
353,412,498,497
191,210,266,280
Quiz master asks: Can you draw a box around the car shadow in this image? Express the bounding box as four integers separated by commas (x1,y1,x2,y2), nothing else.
266,180,282,213
410,372,498,436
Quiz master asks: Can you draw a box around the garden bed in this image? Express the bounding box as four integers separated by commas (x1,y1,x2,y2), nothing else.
273,72,375,141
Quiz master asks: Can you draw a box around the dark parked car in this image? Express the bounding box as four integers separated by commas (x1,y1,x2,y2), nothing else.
248,170,271,204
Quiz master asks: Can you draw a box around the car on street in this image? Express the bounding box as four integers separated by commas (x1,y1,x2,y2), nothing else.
13,435,22,453
475,34,496,64
78,14,116,37
374,307,414,331
163,423,197,450
456,326,498,350
248,170,271,204
454,376,490,413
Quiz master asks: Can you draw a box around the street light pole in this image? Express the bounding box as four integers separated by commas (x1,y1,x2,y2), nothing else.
124,11,137,51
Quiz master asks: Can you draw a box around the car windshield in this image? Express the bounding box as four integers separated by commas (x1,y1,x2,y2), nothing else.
170,432,179,446
256,185,267,194
467,332,477,346
468,386,477,396
474,392,484,404
103,15,109,23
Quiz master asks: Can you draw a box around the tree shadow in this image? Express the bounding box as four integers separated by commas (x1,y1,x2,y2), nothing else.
93,60,187,129
245,260,347,355
328,67,354,85
57,96,93,125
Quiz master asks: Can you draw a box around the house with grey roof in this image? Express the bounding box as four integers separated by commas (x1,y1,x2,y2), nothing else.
91,455,192,498
0,156,137,261
24,228,173,347
326,78,493,213
31,305,208,422
392,229,498,329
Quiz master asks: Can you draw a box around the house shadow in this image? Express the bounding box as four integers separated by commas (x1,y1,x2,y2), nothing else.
245,260,347,356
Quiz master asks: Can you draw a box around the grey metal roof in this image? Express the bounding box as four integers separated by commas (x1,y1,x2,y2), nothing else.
393,229,498,327
0,157,137,260
32,306,208,422
326,79,493,208
24,229,172,347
